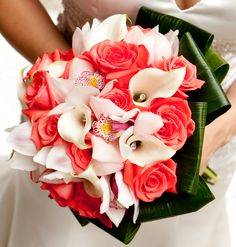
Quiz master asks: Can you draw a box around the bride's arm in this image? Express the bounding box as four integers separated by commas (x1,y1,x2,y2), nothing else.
200,81,236,174
0,0,70,63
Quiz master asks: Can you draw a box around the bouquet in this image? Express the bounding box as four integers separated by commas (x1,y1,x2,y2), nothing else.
7,7,230,244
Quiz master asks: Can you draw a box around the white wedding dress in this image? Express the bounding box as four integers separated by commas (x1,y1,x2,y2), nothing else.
1,0,236,246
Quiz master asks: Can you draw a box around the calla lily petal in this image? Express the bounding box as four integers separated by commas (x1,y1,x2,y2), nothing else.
49,102,74,116
92,135,124,163
33,146,51,165
9,152,38,171
106,208,126,227
58,105,92,149
90,96,125,120
87,14,128,50
47,61,67,78
129,67,186,107
119,126,134,159
124,134,176,166
46,145,73,173
115,172,134,208
91,159,124,176
134,112,163,136
7,122,37,156
69,57,95,80
130,189,140,223
78,165,102,197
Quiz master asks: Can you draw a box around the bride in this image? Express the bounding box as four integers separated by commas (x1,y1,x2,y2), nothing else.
0,0,236,246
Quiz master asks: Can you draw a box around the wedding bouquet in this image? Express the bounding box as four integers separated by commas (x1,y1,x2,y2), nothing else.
7,7,230,244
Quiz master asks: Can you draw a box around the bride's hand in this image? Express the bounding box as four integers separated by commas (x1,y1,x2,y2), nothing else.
200,80,236,174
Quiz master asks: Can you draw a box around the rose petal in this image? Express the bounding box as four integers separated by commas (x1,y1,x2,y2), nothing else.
129,67,186,107
58,105,92,149
134,112,163,135
7,122,37,156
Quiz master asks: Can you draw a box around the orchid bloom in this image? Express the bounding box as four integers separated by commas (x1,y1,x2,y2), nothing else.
124,26,179,66
72,14,128,54
100,172,139,227
119,112,176,166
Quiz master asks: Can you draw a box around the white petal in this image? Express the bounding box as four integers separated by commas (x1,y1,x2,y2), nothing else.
66,86,99,106
72,27,86,55
92,135,124,163
87,14,128,49
49,102,74,116
165,30,179,56
134,112,163,135
7,122,37,156
69,57,94,80
91,159,124,176
46,145,73,173
58,105,92,149
143,27,172,65
78,165,102,197
47,61,67,78
106,208,126,227
110,108,140,123
129,67,186,107
33,146,51,166
98,80,115,97
42,171,70,182
10,152,38,171
119,127,134,160
115,172,134,208
90,96,125,119
100,176,111,214
124,26,144,44
125,134,176,166
49,77,74,103
130,189,140,224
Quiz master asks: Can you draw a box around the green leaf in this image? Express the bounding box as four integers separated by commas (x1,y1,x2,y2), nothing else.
73,209,141,245
71,210,90,226
138,177,214,222
174,102,207,195
179,33,231,124
136,7,213,53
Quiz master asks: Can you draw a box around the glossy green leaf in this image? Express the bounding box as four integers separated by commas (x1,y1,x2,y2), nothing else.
179,33,231,124
174,102,207,195
138,177,214,222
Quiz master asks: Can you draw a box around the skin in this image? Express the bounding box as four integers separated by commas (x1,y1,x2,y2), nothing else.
0,0,235,174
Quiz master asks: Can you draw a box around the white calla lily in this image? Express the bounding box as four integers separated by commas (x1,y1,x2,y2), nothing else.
129,67,186,107
7,122,37,156
91,159,124,176
77,165,102,197
58,105,92,149
33,146,51,165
